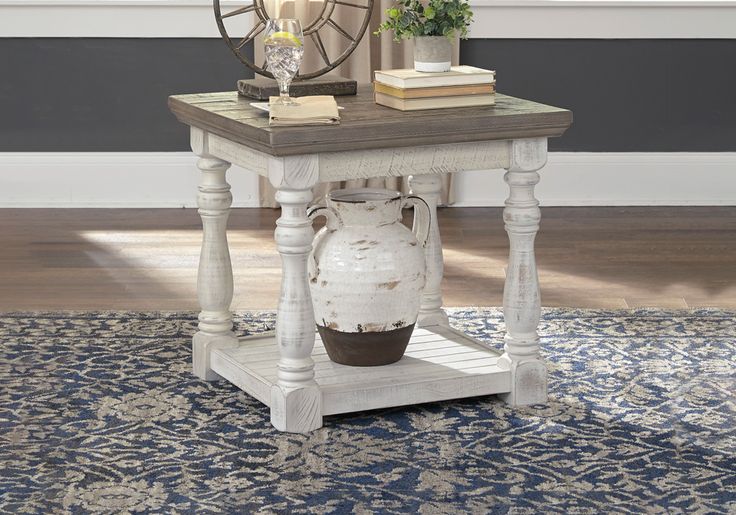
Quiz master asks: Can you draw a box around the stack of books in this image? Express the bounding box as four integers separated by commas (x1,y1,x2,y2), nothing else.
373,65,496,111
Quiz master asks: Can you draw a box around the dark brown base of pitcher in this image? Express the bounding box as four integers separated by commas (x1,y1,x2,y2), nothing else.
317,324,415,366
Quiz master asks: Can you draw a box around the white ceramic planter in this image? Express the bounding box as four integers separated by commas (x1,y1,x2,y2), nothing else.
413,36,452,72
307,188,431,366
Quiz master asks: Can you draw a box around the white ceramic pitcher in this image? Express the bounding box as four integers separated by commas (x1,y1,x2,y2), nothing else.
307,188,431,366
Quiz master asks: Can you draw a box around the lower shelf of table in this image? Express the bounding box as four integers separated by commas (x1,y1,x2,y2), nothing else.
210,325,511,417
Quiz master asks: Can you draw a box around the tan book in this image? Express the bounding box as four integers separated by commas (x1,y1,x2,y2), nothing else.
374,91,495,111
373,81,496,99
374,65,495,89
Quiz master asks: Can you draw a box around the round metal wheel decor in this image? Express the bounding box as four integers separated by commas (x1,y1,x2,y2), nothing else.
214,0,374,81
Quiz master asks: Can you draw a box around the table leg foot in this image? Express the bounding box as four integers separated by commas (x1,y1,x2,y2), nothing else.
500,138,548,406
499,354,548,406
270,384,323,433
193,331,237,381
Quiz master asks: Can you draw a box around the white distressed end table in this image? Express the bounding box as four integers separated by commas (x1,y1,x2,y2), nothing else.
169,89,572,433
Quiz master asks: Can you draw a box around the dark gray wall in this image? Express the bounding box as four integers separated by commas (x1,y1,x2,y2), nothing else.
1,38,734,152
0,39,254,151
461,39,736,151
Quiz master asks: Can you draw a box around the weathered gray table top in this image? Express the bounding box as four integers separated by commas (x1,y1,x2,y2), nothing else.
169,87,572,157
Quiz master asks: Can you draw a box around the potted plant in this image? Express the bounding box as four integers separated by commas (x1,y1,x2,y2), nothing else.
376,0,473,72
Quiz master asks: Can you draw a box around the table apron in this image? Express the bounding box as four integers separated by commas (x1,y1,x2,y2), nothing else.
194,127,520,183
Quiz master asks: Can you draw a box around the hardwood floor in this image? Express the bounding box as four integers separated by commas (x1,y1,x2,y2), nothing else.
0,207,734,311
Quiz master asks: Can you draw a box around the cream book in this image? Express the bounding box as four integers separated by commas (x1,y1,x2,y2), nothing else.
374,66,496,89
373,81,496,99
374,91,495,111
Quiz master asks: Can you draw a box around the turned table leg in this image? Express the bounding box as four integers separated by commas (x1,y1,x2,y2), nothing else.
264,154,322,432
192,155,238,381
500,138,548,406
409,174,449,327
270,187,322,432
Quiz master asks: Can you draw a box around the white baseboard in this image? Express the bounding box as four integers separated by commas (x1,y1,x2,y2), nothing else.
0,152,261,208
0,152,734,208
452,152,736,207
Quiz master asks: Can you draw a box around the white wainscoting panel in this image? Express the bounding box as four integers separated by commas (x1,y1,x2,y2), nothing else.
452,152,736,207
0,0,248,38
1,0,735,38
470,0,736,39
0,152,734,208
0,152,260,208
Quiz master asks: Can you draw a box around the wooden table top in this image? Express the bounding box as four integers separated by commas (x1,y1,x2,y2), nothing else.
169,87,572,157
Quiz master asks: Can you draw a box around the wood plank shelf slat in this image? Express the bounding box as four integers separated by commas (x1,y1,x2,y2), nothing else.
211,325,510,417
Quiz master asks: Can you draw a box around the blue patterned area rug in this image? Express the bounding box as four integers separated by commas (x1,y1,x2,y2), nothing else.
1,308,735,514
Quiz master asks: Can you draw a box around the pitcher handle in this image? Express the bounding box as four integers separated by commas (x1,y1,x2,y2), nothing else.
307,204,343,230
402,195,431,248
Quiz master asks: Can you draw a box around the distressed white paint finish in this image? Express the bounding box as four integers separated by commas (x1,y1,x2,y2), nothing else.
211,325,511,417
210,332,275,406
207,133,269,179
191,128,238,381
308,189,430,334
268,154,320,191
269,157,322,433
318,140,509,183
409,174,450,327
499,138,548,406
202,133,510,184
187,128,554,431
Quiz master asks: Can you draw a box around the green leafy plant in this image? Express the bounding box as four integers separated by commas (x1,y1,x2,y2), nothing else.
375,0,473,41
